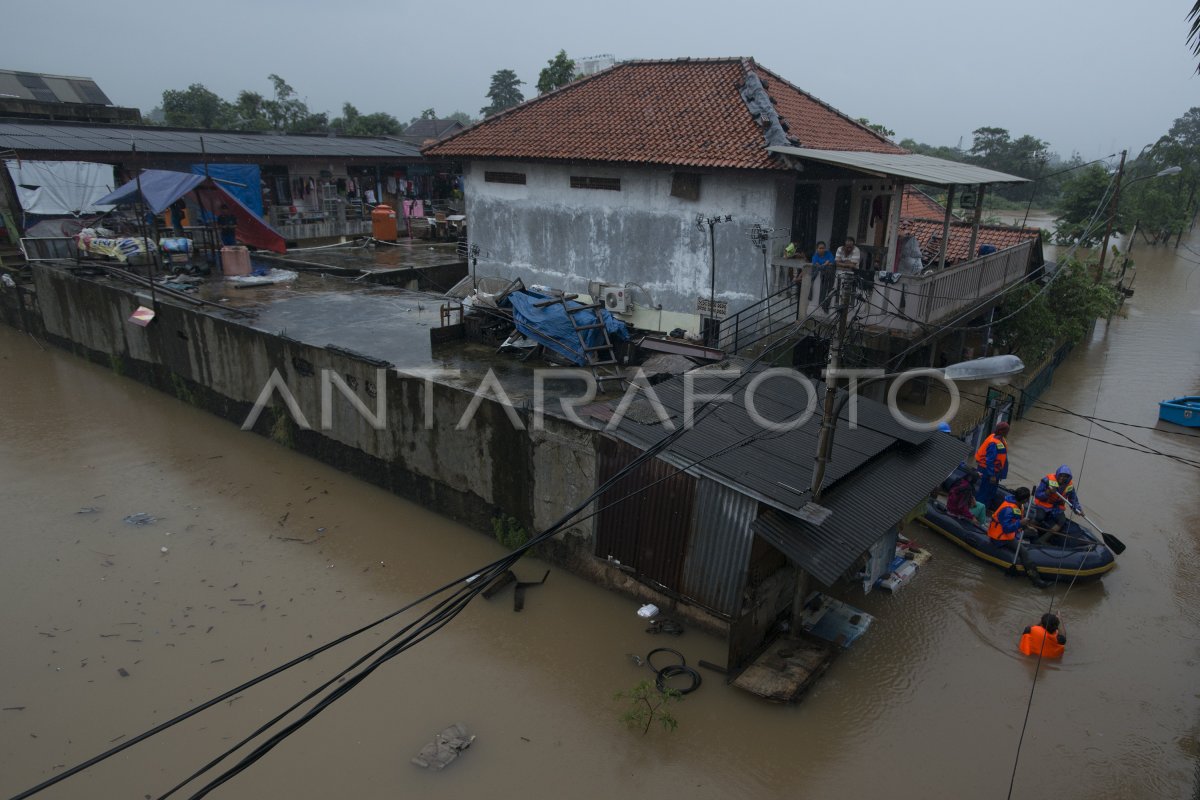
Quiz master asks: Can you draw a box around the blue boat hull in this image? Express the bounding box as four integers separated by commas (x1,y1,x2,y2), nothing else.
1159,396,1200,428
919,502,1115,579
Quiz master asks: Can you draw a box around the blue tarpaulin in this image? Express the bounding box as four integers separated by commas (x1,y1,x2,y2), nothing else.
97,170,206,214
95,170,285,253
190,164,262,217
503,290,628,366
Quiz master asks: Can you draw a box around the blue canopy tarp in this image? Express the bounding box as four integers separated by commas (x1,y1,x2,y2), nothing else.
190,164,262,217
97,170,205,214
503,290,628,365
96,170,285,253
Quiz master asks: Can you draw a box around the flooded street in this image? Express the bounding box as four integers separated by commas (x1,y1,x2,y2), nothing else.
2,232,1199,799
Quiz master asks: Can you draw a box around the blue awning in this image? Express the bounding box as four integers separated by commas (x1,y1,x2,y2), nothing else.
96,170,207,214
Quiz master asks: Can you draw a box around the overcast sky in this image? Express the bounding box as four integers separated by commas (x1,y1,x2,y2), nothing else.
6,0,1197,158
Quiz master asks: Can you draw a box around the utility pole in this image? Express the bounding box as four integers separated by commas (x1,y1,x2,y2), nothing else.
809,273,855,501
1097,148,1127,280
698,213,733,345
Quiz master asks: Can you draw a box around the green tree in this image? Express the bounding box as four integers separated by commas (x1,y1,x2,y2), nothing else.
332,102,401,136
899,138,967,163
482,68,525,117
536,50,576,94
231,90,271,131
1189,1,1200,73
992,258,1121,363
967,127,1049,201
445,111,477,126
261,74,325,132
1128,107,1200,242
856,117,894,138
160,83,233,128
1053,163,1116,246
968,126,1013,164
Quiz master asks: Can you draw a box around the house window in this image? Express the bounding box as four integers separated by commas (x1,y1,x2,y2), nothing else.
484,171,526,185
570,176,621,191
670,172,701,201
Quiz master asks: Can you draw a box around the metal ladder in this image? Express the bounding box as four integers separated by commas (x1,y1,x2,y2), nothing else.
532,293,625,392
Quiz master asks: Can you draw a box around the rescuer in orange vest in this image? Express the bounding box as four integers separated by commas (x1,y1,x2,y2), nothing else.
987,487,1030,548
974,421,1010,509
1032,465,1082,533
1020,612,1066,658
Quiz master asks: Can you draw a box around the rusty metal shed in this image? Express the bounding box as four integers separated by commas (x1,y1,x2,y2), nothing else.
595,365,967,616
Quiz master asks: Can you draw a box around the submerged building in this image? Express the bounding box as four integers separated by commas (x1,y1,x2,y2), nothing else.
427,57,1041,369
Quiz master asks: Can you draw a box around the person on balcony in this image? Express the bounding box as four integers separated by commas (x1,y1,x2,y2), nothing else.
809,241,836,309
835,236,861,269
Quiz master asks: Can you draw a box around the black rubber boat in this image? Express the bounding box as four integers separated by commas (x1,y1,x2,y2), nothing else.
918,473,1115,580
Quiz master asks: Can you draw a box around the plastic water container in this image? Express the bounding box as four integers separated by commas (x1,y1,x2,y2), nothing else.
371,204,398,241
221,246,251,276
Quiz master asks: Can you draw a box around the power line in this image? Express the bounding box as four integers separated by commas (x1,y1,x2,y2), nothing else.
926,383,1200,470
13,290,837,799
170,301,836,796
881,171,1121,370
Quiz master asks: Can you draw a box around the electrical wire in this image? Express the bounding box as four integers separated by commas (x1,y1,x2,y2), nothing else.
12,290,835,800
880,172,1121,371
9,163,1138,797
169,298,838,797
923,382,1200,470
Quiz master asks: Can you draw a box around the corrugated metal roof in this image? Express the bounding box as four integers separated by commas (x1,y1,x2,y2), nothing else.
606,366,933,517
0,121,423,159
682,479,757,617
751,434,966,585
767,146,1028,186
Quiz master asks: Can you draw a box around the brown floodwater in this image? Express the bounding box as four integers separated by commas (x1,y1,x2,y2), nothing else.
1,230,1199,799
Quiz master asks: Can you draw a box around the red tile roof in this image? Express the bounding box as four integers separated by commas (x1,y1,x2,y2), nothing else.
424,58,905,170
900,187,949,220
899,218,1041,265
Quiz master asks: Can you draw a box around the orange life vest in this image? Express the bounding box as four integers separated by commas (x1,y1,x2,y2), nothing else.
988,499,1021,541
974,434,1007,471
1032,472,1071,510
1019,625,1065,658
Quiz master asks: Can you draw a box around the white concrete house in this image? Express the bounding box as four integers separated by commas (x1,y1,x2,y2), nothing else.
427,57,1029,340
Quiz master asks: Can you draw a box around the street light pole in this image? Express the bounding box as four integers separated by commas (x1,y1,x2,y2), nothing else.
1097,149,1127,280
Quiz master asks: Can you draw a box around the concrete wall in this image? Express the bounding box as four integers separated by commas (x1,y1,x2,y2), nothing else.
464,160,789,320
29,264,596,544
18,264,737,633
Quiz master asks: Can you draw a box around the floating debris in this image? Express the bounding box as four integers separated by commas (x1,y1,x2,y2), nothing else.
76,507,100,515
123,513,158,526
411,723,475,771
117,668,130,678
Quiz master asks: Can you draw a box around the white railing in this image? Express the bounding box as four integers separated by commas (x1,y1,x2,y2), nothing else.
868,240,1034,334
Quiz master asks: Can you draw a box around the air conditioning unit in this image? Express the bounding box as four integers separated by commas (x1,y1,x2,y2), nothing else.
599,283,628,313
